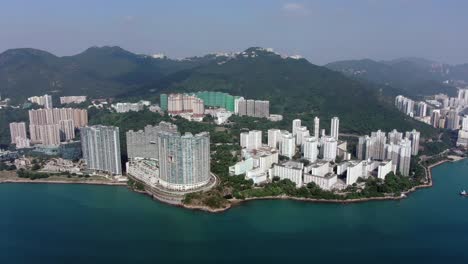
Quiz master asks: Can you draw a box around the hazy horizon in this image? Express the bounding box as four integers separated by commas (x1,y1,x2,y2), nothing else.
1,0,467,65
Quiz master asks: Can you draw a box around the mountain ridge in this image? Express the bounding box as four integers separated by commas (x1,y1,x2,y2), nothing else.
0,46,442,135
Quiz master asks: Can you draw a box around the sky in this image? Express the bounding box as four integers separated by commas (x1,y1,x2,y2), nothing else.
1,0,467,65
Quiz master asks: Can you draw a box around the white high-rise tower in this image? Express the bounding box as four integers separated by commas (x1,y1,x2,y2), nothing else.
81,125,122,175
314,117,320,139
330,117,339,140
292,119,301,136
302,136,318,162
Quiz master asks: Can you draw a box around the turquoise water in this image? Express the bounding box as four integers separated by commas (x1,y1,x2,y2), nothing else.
1,159,468,264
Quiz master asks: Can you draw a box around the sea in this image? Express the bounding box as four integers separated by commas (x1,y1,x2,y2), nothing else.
1,159,468,264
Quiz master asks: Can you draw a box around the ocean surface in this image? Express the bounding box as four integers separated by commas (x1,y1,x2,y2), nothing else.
1,159,468,264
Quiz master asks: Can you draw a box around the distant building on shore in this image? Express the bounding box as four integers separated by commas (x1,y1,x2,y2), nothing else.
80,125,122,175
9,122,27,145
234,97,270,118
28,108,87,146
60,96,87,105
28,94,53,109
126,122,211,191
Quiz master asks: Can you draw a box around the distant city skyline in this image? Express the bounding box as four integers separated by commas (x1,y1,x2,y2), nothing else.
1,0,467,65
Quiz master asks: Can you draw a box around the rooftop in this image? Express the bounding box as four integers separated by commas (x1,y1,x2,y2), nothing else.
279,160,304,170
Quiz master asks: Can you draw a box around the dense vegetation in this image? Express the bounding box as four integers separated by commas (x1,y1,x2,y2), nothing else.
127,178,146,191
325,58,460,97
1,46,439,137
16,168,50,180
0,47,220,103
138,48,438,136
420,130,458,156
0,162,16,171
0,108,29,147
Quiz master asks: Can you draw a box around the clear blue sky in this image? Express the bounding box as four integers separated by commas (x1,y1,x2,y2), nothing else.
1,0,467,65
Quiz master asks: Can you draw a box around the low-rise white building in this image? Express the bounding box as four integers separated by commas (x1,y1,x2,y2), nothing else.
60,96,87,105
336,161,349,175
229,158,254,175
346,160,365,185
377,160,393,179
303,161,336,190
268,114,283,122
112,102,145,113
246,169,268,184
272,161,304,187
306,161,330,177
230,147,278,183
303,173,337,190
205,108,232,125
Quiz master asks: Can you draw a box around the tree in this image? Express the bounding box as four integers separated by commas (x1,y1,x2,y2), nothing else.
31,164,41,171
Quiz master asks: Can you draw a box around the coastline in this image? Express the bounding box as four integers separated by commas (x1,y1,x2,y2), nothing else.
0,155,464,213
0,179,127,186
0,171,126,186
183,156,464,213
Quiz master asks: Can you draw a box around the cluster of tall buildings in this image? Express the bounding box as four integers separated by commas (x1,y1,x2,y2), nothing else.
159,91,271,120
9,122,30,149
455,88,468,106
28,108,88,128
395,95,415,116
266,118,343,161
457,115,468,147
339,159,393,186
357,129,419,176
126,122,211,191
161,91,236,112
229,146,279,184
165,94,205,117
126,122,178,160
234,97,270,118
60,96,87,105
430,108,462,130
161,91,238,112
395,95,430,119
28,108,88,146
9,99,88,148
395,90,467,131
28,94,53,109
190,91,237,112
231,116,351,188
230,114,422,189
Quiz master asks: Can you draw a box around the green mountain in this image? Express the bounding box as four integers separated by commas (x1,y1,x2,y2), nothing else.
0,46,438,136
0,46,217,103
137,47,436,135
325,58,459,97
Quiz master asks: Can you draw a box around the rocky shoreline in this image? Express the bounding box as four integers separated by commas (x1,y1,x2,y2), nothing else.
182,157,459,213
0,179,127,186
0,172,126,186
